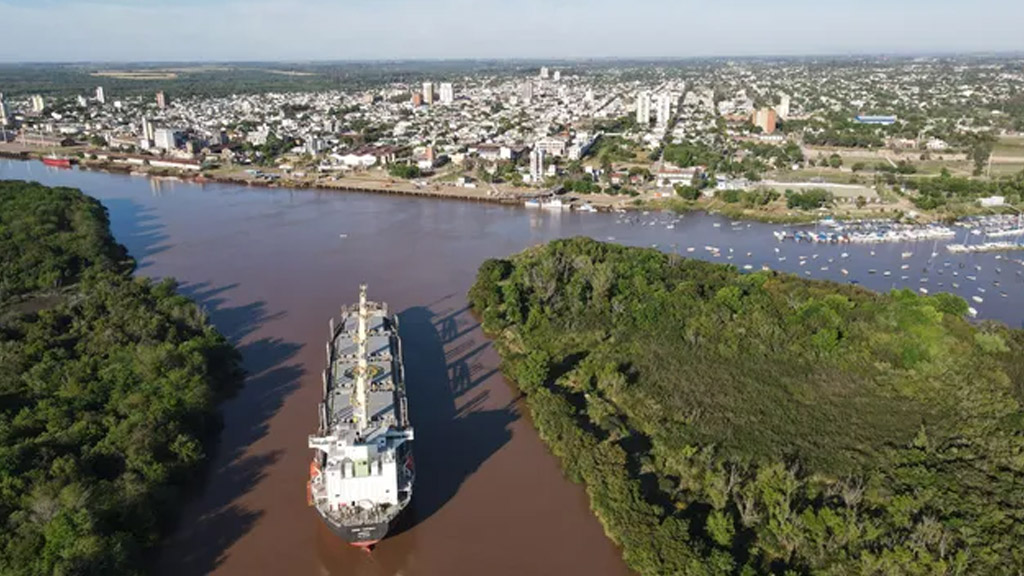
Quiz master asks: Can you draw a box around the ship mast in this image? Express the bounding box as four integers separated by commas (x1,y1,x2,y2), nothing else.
354,284,369,432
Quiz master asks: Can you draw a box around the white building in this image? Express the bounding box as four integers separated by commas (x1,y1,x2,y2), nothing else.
422,82,434,105
553,70,561,82
775,93,791,120
30,95,45,113
247,127,270,146
530,147,545,183
439,82,454,105
521,81,534,104
979,196,1005,207
540,67,549,79
656,94,672,127
0,94,9,127
140,117,155,143
153,128,180,151
95,86,106,104
636,91,651,125
534,136,568,157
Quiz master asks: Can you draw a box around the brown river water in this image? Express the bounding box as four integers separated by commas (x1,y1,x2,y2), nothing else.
4,159,1023,575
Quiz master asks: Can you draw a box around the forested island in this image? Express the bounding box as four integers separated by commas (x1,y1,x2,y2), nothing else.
470,237,1024,575
0,181,243,574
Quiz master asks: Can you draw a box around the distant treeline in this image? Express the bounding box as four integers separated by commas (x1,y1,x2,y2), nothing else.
0,180,243,574
470,237,1024,575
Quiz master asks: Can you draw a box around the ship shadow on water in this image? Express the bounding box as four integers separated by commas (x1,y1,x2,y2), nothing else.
157,281,304,576
387,305,518,536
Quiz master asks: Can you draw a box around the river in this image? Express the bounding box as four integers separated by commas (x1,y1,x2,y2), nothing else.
3,159,1023,576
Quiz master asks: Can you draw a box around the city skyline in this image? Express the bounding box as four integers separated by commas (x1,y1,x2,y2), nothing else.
2,0,1024,62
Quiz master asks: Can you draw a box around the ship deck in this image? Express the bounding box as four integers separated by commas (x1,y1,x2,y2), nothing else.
327,311,400,442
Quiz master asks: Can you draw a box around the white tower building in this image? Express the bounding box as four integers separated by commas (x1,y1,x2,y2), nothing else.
636,91,651,126
656,94,672,127
95,86,106,104
439,83,454,105
776,94,791,120
530,147,545,184
422,82,434,105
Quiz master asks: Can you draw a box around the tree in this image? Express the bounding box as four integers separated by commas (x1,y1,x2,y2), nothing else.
828,153,843,169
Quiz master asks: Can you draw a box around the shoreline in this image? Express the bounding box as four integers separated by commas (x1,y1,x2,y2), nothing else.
3,154,1013,227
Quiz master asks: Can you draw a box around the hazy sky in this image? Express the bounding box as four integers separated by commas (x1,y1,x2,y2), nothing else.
2,0,1023,62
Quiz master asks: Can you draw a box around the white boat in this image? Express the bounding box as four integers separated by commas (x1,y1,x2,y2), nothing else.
973,296,984,303
841,269,849,276
576,203,598,213
968,307,979,317
541,198,568,210
524,199,541,208
902,252,913,259
919,288,929,294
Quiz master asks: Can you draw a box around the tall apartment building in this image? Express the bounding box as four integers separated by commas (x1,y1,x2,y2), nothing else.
30,95,45,113
752,108,778,134
775,94,791,120
156,91,168,110
539,67,549,79
95,86,106,104
422,82,434,105
521,81,534,104
530,147,545,183
656,94,672,127
0,93,9,127
439,82,454,104
635,91,651,125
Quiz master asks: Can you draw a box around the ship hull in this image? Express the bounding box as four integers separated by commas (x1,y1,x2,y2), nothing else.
314,505,404,547
42,157,72,168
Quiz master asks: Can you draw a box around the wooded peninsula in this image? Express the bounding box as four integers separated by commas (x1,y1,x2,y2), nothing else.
471,237,1024,575
0,180,243,574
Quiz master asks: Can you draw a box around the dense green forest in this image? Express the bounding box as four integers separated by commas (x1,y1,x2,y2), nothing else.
0,180,243,575
470,237,1024,575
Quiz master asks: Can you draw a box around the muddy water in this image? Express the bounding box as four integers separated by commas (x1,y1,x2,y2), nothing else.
4,159,1023,576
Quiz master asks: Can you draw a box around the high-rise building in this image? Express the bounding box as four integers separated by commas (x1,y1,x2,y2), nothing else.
530,147,545,183
30,95,45,113
156,91,168,110
775,94,791,120
553,70,561,82
752,108,778,134
521,81,534,104
656,94,672,127
422,82,434,105
540,67,549,79
0,93,9,127
95,86,106,104
439,82,454,105
141,117,155,142
635,91,651,125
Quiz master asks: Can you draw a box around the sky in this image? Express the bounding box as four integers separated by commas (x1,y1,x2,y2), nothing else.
1,0,1023,62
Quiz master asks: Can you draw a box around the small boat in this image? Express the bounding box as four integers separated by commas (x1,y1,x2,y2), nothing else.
919,288,928,295
338,234,349,239
973,296,984,303
842,269,849,276
902,252,913,259
883,271,891,277
524,199,541,208
968,307,979,317
901,264,910,270
868,269,876,274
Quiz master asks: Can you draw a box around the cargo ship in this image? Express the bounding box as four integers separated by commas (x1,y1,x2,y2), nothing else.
41,155,73,168
308,285,415,548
